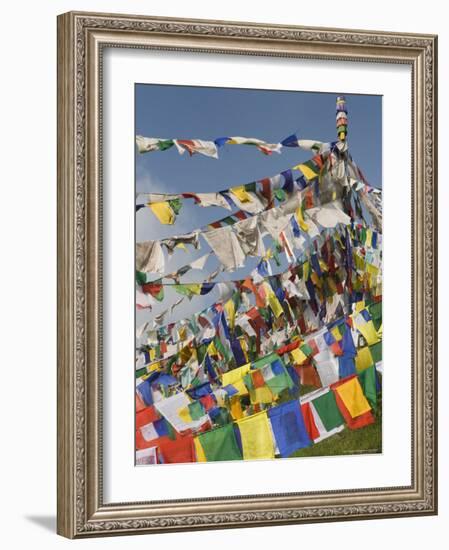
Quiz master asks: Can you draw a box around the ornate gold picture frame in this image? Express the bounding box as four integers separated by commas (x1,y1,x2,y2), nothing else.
57,11,437,538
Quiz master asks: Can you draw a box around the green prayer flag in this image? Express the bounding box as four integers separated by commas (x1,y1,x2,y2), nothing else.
158,139,175,151
188,401,205,420
368,301,382,321
312,391,344,431
243,373,254,391
174,285,197,299
274,188,286,202
214,336,232,362
252,352,279,370
136,367,147,379
168,198,183,215
358,365,378,412
222,216,235,226
136,270,147,285
197,424,242,462
244,181,257,193
265,372,291,396
300,343,313,357
369,341,382,363
213,407,232,427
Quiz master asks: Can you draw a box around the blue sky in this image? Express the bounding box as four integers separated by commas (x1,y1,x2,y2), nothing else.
135,84,382,328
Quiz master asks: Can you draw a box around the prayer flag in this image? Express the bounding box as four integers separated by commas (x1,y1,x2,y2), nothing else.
158,434,196,463
301,402,320,440
358,365,378,412
237,411,275,460
268,400,311,457
311,389,344,432
333,376,371,418
148,201,175,225
195,424,242,462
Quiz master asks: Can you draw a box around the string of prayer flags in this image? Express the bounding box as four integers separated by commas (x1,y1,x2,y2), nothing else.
137,133,352,159
336,96,348,141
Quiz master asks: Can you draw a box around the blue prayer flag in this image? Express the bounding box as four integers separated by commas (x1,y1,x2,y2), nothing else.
268,400,311,457
137,380,153,406
271,359,285,376
214,137,230,147
223,384,238,397
338,355,356,378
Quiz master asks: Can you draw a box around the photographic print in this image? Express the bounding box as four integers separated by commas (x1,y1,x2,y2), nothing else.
57,12,437,537
134,86,383,465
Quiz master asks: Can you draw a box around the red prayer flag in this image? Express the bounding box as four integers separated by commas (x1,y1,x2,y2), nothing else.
136,432,170,451
252,369,266,388
136,405,160,429
158,434,196,463
136,393,147,412
301,402,320,440
331,375,375,430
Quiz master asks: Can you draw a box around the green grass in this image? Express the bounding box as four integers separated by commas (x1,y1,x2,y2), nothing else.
290,397,382,458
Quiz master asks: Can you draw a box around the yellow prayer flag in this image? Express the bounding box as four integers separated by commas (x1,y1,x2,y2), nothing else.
230,396,244,420
354,254,365,271
230,185,252,203
178,343,192,363
294,163,318,181
365,229,373,248
355,346,374,372
239,337,249,363
224,298,236,330
295,206,309,231
303,260,310,281
377,324,383,339
366,263,379,277
178,406,192,423
237,411,275,460
149,348,156,361
264,283,284,318
331,327,343,341
148,361,161,372
207,340,218,358
335,377,371,418
318,259,328,273
290,347,308,365
311,272,322,287
184,283,202,295
355,318,380,346
249,386,274,405
194,437,207,462
148,201,175,224
222,363,251,396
